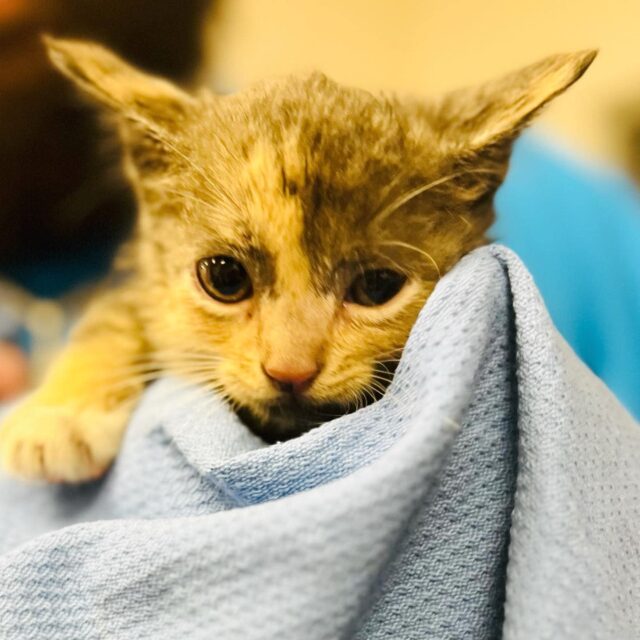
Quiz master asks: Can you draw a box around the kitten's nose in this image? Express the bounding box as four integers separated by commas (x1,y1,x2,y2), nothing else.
263,364,319,394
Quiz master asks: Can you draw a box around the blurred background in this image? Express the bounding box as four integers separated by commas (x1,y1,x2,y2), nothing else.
205,0,640,172
1,1,638,416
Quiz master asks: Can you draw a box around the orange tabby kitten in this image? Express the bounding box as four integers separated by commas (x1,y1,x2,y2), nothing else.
0,38,595,482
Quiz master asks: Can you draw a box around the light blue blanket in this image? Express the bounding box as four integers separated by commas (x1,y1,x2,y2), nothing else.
0,245,638,639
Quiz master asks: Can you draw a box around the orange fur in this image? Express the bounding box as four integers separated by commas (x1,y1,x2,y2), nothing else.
0,38,595,481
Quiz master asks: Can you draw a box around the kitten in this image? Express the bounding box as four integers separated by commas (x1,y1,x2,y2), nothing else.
0,37,595,482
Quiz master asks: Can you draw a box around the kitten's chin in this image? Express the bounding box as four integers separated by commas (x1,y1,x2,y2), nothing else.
236,397,352,444
235,362,398,443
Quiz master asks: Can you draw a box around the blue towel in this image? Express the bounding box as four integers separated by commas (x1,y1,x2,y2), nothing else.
0,246,638,639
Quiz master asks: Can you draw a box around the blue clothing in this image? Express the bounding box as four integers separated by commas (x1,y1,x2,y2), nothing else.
495,135,640,419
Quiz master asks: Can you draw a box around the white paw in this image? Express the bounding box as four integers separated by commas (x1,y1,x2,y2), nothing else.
0,399,126,483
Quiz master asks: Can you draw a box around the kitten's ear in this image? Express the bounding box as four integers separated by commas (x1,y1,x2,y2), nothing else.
45,36,196,178
441,50,597,151
422,50,596,218
44,35,193,123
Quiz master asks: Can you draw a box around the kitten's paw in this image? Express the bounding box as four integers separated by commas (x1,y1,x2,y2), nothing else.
0,400,126,483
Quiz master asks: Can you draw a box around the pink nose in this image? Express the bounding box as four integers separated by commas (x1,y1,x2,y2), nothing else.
263,365,319,394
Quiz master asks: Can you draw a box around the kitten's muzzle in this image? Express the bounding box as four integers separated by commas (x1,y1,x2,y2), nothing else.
262,364,319,395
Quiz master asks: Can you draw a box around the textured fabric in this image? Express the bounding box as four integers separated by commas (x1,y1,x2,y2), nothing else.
0,245,637,639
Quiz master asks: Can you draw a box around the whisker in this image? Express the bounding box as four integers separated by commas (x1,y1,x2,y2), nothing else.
371,374,393,385
373,250,407,277
378,240,441,278
110,359,218,377
455,212,472,230
374,173,462,226
161,188,220,212
128,117,242,215
367,378,389,395
158,137,241,211
373,167,503,227
145,347,220,358
362,384,378,405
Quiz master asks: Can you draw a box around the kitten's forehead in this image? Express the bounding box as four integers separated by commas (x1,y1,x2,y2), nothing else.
211,73,416,288
180,73,447,295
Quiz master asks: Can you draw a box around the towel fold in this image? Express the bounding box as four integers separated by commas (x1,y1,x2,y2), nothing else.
0,245,637,640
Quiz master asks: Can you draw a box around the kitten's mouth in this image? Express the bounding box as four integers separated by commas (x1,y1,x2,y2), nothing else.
237,396,349,444
237,361,398,443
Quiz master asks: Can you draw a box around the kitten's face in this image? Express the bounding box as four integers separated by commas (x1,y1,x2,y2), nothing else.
47,39,595,440
138,78,483,439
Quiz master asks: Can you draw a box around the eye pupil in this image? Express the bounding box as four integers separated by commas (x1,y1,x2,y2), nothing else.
197,255,252,303
347,269,406,306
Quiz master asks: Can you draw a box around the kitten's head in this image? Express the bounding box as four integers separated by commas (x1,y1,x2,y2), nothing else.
46,37,595,440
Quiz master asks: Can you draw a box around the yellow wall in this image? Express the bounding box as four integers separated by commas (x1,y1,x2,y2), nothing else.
205,0,640,168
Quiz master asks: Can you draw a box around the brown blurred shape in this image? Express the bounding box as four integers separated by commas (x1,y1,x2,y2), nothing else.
613,96,640,186
0,0,212,272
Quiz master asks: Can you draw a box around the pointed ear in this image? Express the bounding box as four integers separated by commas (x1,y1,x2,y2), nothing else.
44,35,194,127
415,50,597,220
441,49,597,151
45,36,197,178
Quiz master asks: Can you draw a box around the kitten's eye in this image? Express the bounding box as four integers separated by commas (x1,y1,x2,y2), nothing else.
346,269,407,306
196,255,252,303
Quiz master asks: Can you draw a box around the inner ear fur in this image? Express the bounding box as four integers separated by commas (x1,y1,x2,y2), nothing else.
428,49,597,213
44,35,194,124
45,35,198,178
440,49,597,152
